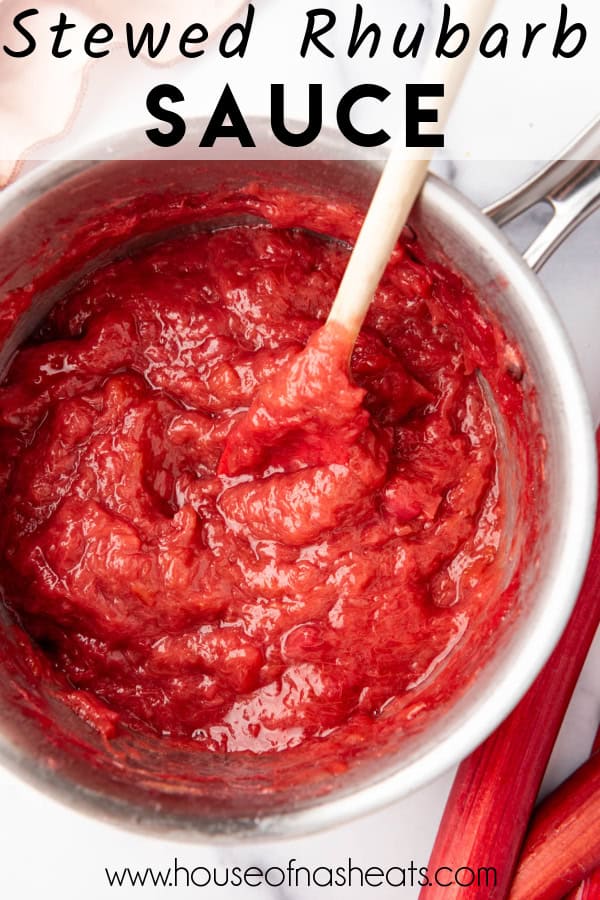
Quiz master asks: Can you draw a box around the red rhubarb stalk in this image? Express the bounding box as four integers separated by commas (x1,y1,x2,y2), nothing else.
419,429,600,900
568,870,600,900
564,726,600,900
508,746,600,899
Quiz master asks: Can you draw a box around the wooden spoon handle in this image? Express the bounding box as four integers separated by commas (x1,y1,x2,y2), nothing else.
327,0,497,345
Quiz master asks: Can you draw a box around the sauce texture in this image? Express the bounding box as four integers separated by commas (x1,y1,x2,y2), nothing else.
0,192,529,756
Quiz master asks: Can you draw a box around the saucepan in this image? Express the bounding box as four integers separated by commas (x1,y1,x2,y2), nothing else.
0,120,597,839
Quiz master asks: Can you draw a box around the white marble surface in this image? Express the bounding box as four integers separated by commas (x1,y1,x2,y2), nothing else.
1,1,600,897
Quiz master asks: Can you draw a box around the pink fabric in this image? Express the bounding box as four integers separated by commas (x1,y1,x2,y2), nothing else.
0,0,246,185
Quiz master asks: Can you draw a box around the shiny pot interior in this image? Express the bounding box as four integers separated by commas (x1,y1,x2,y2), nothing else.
0,152,595,840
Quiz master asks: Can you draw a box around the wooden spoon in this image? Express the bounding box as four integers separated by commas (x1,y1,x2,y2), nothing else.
327,0,497,351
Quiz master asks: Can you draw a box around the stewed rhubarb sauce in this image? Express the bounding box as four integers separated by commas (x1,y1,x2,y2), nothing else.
0,186,533,757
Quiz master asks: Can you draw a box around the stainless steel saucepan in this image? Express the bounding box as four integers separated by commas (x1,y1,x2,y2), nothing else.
0,120,597,839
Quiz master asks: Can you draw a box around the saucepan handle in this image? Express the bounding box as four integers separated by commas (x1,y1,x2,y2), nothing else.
484,115,600,272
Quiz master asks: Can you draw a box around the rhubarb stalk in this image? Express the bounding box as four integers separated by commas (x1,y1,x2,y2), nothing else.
419,430,600,900
508,743,600,899
568,870,600,900
564,726,600,900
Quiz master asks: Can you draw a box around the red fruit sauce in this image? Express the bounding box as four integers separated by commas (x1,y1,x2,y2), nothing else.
0,187,535,759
